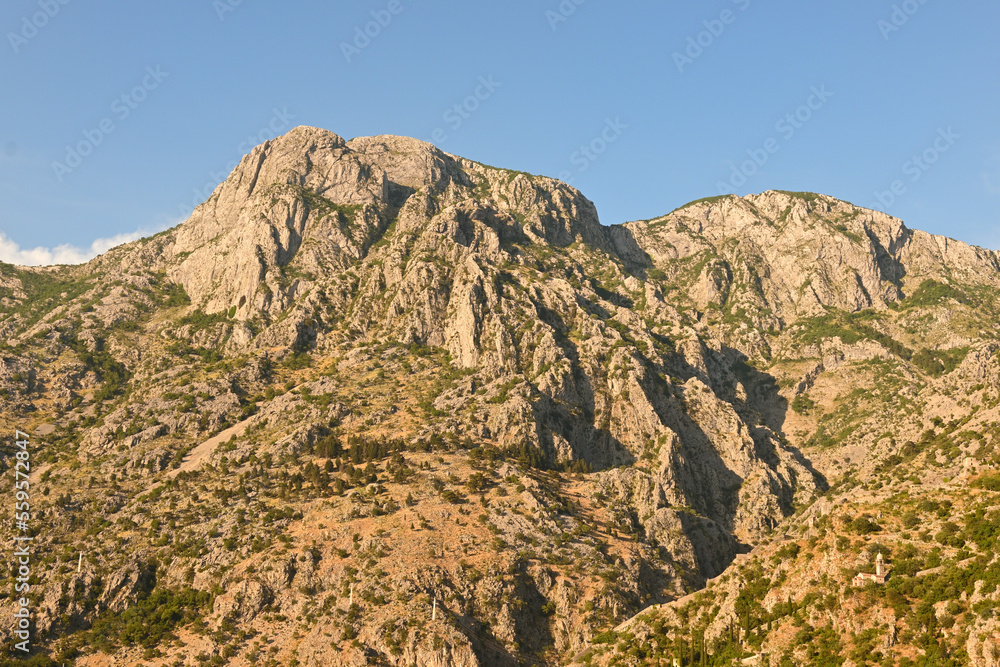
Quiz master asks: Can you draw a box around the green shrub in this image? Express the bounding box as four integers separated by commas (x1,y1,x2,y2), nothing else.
795,312,911,360
84,587,213,651
162,282,192,307
774,542,802,561
176,309,228,331
902,279,971,309
791,394,815,415
972,473,1000,492
284,352,313,370
850,516,880,535
912,347,969,377
646,268,667,281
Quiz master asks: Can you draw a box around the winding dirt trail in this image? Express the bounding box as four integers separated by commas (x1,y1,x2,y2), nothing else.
167,418,254,478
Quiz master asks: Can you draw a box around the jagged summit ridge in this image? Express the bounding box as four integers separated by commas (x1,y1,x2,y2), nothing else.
155,126,606,320
619,190,1000,332
92,128,999,337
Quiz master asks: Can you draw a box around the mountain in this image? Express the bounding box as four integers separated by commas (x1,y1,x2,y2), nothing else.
1,126,998,666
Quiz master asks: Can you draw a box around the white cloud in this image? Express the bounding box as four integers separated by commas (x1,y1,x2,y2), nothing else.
0,223,174,267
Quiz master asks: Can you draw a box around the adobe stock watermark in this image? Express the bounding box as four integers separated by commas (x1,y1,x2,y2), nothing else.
545,0,586,31
557,117,628,186
51,66,169,183
8,0,71,54
716,85,833,194
427,76,501,146
213,0,248,22
673,0,752,73
340,0,406,63
877,0,930,41
13,429,32,653
870,127,959,212
178,107,296,219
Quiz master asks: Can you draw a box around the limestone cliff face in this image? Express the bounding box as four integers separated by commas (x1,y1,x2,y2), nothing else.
104,127,819,545
7,131,1000,552
160,127,606,323
617,192,1000,356
167,128,393,317
5,127,1000,666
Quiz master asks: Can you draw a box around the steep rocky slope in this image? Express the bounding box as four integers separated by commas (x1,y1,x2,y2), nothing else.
575,195,1000,666
571,465,1000,666
0,127,998,666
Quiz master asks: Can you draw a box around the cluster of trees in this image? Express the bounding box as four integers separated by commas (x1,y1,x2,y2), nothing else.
310,434,408,463
972,473,1000,492
796,311,912,362
311,432,590,473
0,656,61,667
911,347,968,378
898,279,972,310
58,328,129,402
596,562,788,665
603,538,994,667
1,266,93,331
30,583,216,662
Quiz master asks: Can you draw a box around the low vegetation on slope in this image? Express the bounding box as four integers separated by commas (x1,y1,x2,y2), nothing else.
3,133,1000,665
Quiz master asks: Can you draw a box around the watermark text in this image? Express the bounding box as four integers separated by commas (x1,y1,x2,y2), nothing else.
673,0,752,73
13,429,32,652
428,76,501,145
557,117,628,186
878,0,931,41
51,66,169,182
341,0,405,63
717,85,833,193
7,0,71,54
870,127,959,212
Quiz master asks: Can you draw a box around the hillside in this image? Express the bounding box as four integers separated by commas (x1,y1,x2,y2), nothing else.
1,126,999,666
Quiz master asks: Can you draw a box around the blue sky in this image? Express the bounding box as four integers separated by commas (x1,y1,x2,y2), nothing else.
1,0,998,264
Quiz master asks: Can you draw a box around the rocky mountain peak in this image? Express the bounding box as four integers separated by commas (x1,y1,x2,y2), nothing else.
620,190,1000,342
155,127,607,321
5,127,1000,666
